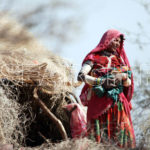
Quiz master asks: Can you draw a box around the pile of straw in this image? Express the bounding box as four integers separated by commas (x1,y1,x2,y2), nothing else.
0,48,75,148
0,48,74,93
0,14,76,148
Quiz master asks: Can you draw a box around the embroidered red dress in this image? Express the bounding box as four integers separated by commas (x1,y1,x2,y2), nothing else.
80,29,136,148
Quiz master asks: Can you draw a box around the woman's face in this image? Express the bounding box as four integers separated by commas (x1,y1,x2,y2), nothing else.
108,37,121,52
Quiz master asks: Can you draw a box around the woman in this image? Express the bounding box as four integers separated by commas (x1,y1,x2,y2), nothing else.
78,29,136,148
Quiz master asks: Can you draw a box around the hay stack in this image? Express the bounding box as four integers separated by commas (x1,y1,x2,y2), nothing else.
0,13,74,92
0,14,76,148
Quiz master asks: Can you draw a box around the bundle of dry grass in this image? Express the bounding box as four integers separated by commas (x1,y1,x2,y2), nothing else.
0,47,76,148
0,13,74,92
0,48,74,92
0,12,93,150
0,14,78,148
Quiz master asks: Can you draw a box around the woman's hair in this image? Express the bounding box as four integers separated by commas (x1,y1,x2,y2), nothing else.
120,34,125,42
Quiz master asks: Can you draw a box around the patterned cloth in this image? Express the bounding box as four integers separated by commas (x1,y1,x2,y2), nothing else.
87,101,136,149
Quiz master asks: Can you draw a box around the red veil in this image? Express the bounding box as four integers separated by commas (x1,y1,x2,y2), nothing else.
80,29,134,120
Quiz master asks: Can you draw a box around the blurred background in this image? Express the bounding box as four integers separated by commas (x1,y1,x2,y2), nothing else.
1,0,150,146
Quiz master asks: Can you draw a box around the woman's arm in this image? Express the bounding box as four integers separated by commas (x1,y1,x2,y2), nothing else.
78,60,116,87
77,60,93,82
78,61,126,89
84,75,120,89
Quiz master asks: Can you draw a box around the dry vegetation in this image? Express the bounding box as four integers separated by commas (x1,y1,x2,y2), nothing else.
0,14,76,149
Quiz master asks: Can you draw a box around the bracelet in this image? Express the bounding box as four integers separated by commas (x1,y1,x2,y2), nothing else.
100,77,103,85
96,77,103,85
97,78,101,85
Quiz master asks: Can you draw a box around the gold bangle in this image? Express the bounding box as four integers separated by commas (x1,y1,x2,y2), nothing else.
97,78,101,85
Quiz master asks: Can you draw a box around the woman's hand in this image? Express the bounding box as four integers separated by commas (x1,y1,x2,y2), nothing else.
114,73,132,87
102,77,120,89
77,72,85,82
115,73,128,81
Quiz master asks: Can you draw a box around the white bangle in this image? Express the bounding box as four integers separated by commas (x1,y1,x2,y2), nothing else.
80,64,92,75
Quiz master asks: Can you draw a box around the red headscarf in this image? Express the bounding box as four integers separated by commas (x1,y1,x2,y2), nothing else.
82,29,134,103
